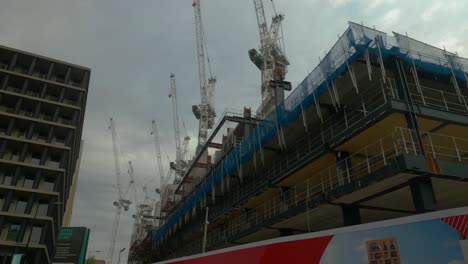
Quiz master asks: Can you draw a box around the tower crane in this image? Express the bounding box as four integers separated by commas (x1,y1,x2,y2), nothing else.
107,117,131,264
125,161,138,207
151,120,165,188
169,73,182,177
180,136,191,163
191,0,216,152
249,0,290,116
169,73,191,181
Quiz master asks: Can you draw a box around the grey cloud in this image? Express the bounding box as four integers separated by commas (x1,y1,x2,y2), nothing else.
1,0,466,262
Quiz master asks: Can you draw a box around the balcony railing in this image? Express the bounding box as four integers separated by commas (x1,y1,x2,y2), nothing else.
173,127,468,257
158,72,468,256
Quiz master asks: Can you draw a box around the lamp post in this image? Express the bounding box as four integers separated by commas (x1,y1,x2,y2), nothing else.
117,248,126,264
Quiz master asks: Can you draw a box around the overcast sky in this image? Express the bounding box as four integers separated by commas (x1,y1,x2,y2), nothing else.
0,0,467,262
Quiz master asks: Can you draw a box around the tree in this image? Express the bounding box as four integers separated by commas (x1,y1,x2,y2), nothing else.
86,257,97,264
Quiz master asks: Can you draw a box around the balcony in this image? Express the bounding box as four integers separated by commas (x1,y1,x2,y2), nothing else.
172,126,468,257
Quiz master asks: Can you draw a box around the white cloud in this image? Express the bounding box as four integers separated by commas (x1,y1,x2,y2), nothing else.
435,35,466,55
421,0,458,21
366,0,397,9
378,8,401,29
328,0,354,8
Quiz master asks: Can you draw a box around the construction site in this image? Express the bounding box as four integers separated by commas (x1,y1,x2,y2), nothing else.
103,1,468,263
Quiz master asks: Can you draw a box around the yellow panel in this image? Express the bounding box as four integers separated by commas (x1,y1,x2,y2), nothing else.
278,153,336,187
241,188,279,209
416,117,444,132
336,113,407,154
437,124,468,138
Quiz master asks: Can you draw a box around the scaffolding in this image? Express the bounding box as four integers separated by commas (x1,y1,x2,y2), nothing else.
173,126,468,256
152,22,468,245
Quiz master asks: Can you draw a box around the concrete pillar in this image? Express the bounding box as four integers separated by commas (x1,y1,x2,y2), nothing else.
64,67,72,84
33,102,42,118
58,87,66,103
20,79,29,94
2,190,13,211
410,177,437,213
81,71,90,89
26,193,35,215
32,170,41,189
6,118,16,136
11,166,22,187
52,107,60,122
46,63,55,80
18,219,27,243
342,204,361,226
40,148,48,166
26,122,35,139
1,74,9,89
39,83,48,98
0,140,7,158
8,53,18,71
28,58,37,75
47,126,55,143
14,98,23,114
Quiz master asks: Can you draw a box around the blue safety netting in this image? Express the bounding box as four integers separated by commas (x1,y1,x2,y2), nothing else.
152,22,468,244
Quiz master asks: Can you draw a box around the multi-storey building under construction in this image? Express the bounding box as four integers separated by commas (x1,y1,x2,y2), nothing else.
0,45,89,264
129,22,468,263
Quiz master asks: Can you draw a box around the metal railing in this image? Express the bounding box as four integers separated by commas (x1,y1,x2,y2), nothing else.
163,74,468,251
173,127,468,257
407,82,468,115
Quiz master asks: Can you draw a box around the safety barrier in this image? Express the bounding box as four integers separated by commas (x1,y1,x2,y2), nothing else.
153,22,468,244
173,127,468,257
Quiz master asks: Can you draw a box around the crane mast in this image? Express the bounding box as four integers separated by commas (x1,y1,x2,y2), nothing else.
250,0,290,116
170,73,182,169
192,0,216,151
108,118,131,264
151,120,165,188
127,161,138,207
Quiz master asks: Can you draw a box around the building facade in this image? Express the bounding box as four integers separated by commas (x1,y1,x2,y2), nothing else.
129,23,468,263
0,45,89,264
366,238,401,264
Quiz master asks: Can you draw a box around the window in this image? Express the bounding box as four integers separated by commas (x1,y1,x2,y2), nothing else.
33,71,47,79
55,135,66,145
48,154,61,168
14,66,28,74
37,132,48,143
0,195,4,210
31,152,42,165
0,61,8,69
2,175,12,185
37,202,48,216
55,74,65,83
17,127,27,138
11,151,20,161
23,175,34,189
30,226,43,244
39,178,54,192
0,123,7,135
71,78,82,86
7,224,21,241
15,200,28,214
